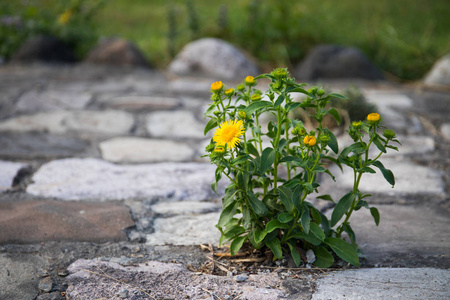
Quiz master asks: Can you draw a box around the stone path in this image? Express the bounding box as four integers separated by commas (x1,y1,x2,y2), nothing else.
0,63,449,299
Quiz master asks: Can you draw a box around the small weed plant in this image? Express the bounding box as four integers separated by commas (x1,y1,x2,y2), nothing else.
204,69,400,267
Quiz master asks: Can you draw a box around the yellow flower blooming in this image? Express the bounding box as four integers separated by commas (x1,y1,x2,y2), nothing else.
213,119,245,149
58,9,73,25
225,88,234,96
367,113,380,122
245,76,256,86
211,81,223,92
303,135,317,147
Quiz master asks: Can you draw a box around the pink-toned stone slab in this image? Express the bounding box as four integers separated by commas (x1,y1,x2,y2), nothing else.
0,199,134,244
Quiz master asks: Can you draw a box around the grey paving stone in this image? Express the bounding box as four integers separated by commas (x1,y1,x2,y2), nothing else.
99,137,195,163
66,259,289,299
0,132,90,159
0,160,27,191
312,268,450,300
146,110,207,139
349,204,450,267
0,253,49,300
424,53,450,87
324,157,444,196
0,199,134,243
363,90,415,132
0,110,134,135
441,123,450,141
98,95,181,111
337,134,435,157
168,78,214,96
150,200,220,216
14,90,92,113
145,212,220,246
27,158,222,201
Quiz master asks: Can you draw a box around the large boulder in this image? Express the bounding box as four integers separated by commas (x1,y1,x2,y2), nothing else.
85,37,150,67
169,38,259,80
424,54,450,87
11,35,76,63
295,45,384,80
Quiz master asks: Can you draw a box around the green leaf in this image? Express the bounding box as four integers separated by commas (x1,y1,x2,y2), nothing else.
247,192,268,216
325,237,360,267
331,192,355,227
244,101,273,116
319,212,331,236
288,87,313,97
359,166,376,173
204,104,217,117
317,194,335,203
327,108,341,125
217,205,236,227
328,93,348,100
373,136,386,153
231,154,251,166
260,147,276,174
230,236,247,256
247,142,260,157
278,212,294,223
204,118,218,135
339,142,367,159
370,207,380,226
292,185,304,212
342,223,356,244
290,231,322,246
309,222,325,241
253,229,267,244
266,237,283,259
301,204,311,234
288,242,302,267
224,225,246,237
323,128,338,154
313,246,334,268
266,219,289,233
371,161,395,187
274,94,285,107
278,186,294,212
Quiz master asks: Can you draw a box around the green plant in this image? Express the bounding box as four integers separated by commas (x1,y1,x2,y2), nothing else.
0,0,103,60
203,69,400,267
331,86,378,122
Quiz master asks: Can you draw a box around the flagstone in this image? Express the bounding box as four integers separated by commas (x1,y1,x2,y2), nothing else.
0,199,134,244
146,110,207,139
27,158,221,201
99,137,195,163
0,110,134,135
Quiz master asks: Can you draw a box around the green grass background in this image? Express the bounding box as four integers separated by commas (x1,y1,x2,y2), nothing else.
2,0,450,80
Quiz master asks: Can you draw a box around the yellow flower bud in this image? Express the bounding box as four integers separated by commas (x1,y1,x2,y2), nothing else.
303,135,317,147
225,88,234,96
367,113,381,124
211,81,223,92
245,76,256,86
250,94,262,101
214,146,226,155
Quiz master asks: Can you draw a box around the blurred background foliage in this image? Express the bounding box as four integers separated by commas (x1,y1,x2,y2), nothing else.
1,0,449,80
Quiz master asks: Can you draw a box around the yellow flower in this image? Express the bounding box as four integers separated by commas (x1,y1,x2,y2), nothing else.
211,81,223,92
225,88,234,96
245,76,256,86
58,9,73,25
303,135,316,147
213,119,245,149
367,113,380,123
